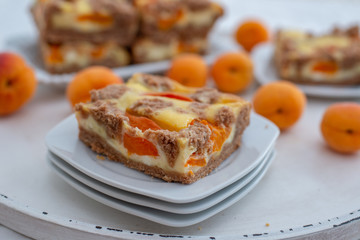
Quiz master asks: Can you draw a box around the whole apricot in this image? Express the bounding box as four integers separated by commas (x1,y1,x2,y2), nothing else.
0,52,37,116
321,102,360,153
253,81,306,130
235,20,269,52
66,66,123,107
166,54,207,87
211,52,253,93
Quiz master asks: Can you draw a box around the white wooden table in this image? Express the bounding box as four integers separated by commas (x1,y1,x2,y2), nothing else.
1,0,360,239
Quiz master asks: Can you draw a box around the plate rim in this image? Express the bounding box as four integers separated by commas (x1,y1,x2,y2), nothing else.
47,147,273,214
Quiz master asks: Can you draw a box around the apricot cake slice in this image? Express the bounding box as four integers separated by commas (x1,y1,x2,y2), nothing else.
31,0,138,45
274,26,360,85
75,73,251,184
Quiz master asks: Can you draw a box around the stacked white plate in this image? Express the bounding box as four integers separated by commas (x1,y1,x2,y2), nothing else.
45,112,280,227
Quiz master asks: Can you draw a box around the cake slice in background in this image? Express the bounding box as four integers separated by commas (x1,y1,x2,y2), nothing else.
274,26,360,85
31,0,137,73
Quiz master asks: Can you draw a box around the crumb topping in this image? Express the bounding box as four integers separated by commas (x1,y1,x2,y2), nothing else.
86,101,128,140
141,74,174,91
143,0,181,16
180,120,213,156
190,88,220,104
130,98,173,115
215,106,236,127
189,102,209,119
153,130,180,167
183,0,210,11
90,84,128,101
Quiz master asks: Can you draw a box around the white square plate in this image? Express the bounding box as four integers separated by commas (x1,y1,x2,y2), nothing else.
48,150,276,227
45,112,279,203
47,146,273,214
252,42,360,98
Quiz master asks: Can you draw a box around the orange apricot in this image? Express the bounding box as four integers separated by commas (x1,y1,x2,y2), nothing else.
211,52,253,93
312,61,338,75
126,112,162,132
253,81,306,130
124,134,159,156
66,66,123,107
321,102,360,153
0,52,37,116
235,20,269,52
124,112,161,156
185,157,206,167
166,53,208,87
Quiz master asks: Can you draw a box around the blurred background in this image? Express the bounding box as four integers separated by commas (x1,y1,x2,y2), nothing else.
1,0,360,239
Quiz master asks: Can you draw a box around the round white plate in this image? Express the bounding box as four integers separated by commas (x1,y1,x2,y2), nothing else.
47,147,273,214
252,42,360,98
45,113,280,203
5,33,230,86
47,150,275,227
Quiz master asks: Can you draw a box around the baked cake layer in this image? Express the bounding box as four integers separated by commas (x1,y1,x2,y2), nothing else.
31,0,138,45
40,40,130,73
132,37,208,63
132,37,179,63
274,26,360,85
135,0,223,42
75,73,251,184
